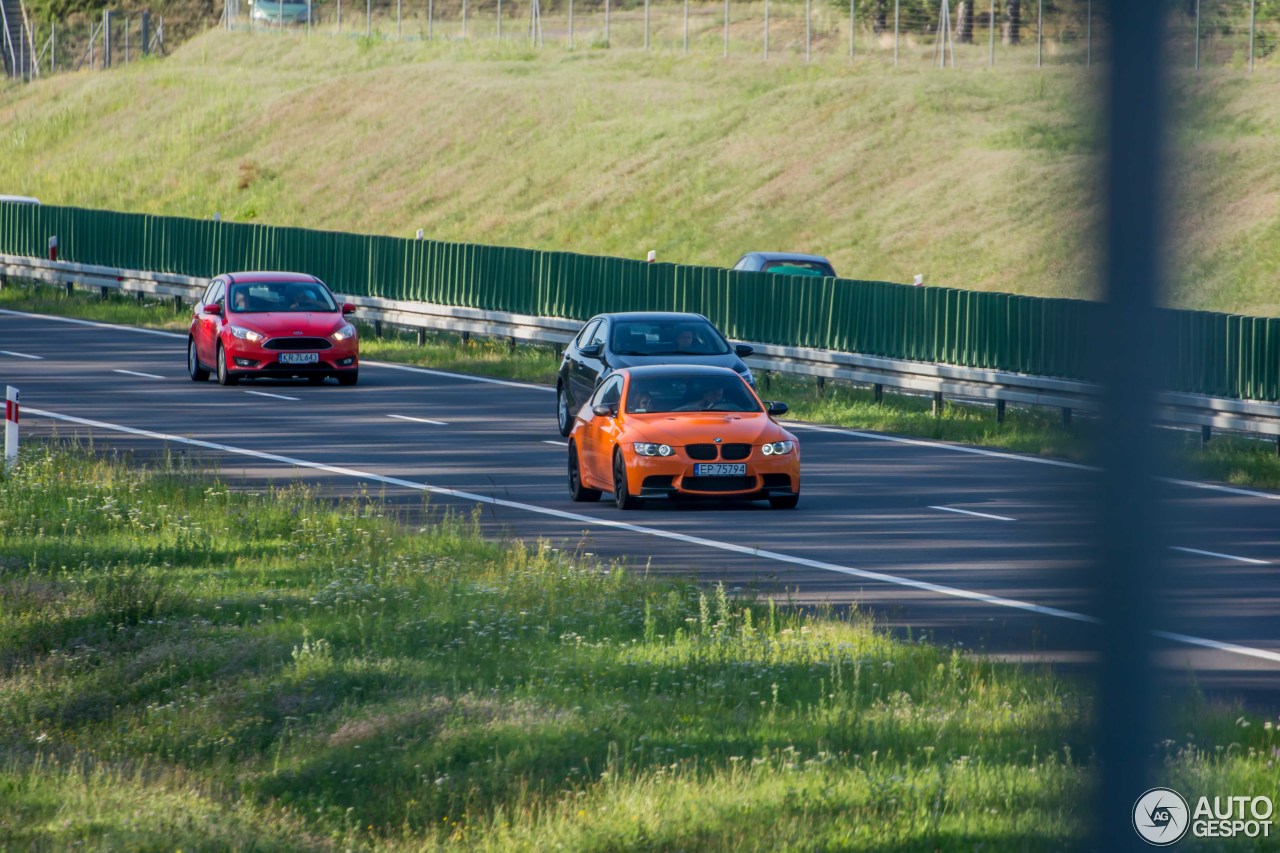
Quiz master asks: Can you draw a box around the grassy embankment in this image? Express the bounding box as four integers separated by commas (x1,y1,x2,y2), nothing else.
6,280,1280,489
1,440,1277,849
2,27,1280,315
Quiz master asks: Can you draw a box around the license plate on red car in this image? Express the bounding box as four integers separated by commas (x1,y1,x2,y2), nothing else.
693,463,746,477
279,353,319,365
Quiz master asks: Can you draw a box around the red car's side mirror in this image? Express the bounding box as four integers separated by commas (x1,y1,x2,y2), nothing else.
203,303,222,316
342,303,357,315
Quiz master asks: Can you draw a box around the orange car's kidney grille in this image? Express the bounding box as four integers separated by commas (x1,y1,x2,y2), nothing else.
682,476,756,492
720,444,751,461
264,337,333,351
686,444,718,460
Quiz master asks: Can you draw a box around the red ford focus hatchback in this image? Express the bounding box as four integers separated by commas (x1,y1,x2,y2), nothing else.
187,272,360,386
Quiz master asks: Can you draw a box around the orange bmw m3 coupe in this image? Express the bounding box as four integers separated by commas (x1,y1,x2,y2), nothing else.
567,365,800,510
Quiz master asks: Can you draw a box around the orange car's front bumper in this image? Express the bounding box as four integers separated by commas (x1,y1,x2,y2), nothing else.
621,448,800,501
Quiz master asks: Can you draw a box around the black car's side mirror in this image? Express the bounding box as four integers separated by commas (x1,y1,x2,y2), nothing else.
767,401,789,417
580,343,603,359
735,344,755,358
592,403,617,419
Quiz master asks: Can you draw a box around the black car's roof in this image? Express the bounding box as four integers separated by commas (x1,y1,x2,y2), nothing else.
739,252,833,264
617,364,744,380
591,312,712,323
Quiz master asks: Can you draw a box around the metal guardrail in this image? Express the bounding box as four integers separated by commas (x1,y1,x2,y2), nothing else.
3,252,1279,447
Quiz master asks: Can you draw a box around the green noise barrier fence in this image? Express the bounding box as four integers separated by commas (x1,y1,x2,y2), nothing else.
3,203,1278,403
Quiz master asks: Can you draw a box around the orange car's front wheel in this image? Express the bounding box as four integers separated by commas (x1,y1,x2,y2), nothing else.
613,451,643,511
568,442,601,503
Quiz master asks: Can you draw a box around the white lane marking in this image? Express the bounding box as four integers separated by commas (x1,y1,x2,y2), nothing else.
112,369,165,379
366,359,553,392
0,350,43,359
0,308,187,338
5,308,1279,502
543,440,567,447
24,405,1280,668
244,390,300,401
785,421,1280,502
1169,546,1270,566
786,421,1100,471
388,414,449,426
1161,478,1280,502
929,505,1017,522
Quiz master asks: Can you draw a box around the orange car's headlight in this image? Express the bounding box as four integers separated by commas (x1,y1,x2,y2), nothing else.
761,441,795,456
633,443,674,457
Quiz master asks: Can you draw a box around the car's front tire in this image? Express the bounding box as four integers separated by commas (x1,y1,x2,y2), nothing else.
557,384,573,437
613,451,643,511
568,442,601,503
188,338,209,382
337,370,359,386
216,343,239,386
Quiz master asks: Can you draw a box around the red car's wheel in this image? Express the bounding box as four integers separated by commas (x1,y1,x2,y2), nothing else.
188,338,209,382
216,343,239,386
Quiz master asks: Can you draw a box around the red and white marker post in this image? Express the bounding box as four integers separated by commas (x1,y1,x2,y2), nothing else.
4,386,18,470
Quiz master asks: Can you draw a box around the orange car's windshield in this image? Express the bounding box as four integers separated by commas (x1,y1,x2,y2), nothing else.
229,281,337,313
626,375,762,414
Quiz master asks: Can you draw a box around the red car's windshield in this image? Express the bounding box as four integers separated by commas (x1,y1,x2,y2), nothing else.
229,281,337,314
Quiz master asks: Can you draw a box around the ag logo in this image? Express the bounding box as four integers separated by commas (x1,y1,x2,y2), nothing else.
1134,787,1190,845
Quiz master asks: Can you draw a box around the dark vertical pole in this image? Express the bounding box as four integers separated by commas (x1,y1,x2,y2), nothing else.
102,10,113,68
141,12,151,56
1092,1,1168,848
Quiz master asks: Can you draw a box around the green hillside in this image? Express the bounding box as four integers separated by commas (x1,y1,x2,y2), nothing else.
1,27,1277,315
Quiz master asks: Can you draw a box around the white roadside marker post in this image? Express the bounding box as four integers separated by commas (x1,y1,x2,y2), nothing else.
4,386,18,470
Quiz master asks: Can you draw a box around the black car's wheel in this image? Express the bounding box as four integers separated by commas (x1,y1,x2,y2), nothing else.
337,371,359,386
568,442,601,503
769,494,800,510
216,343,239,386
613,451,643,511
188,338,209,382
557,383,573,437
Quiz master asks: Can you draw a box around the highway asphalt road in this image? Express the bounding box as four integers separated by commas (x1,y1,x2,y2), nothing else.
3,308,1278,706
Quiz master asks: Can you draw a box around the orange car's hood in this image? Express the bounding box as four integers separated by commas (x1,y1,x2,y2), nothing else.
625,412,790,446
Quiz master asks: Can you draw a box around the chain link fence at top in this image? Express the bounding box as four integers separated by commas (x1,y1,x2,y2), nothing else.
214,0,1280,68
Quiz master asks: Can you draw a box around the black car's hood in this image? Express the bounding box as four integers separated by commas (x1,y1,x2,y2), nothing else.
607,352,748,373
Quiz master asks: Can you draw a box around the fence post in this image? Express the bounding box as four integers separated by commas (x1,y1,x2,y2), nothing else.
141,12,150,56
4,386,18,471
103,9,112,68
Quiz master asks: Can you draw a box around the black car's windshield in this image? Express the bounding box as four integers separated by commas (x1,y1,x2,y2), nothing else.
762,260,835,277
626,375,762,414
229,281,337,314
610,320,730,356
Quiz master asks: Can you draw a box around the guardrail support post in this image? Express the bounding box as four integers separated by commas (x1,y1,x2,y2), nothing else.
461,332,470,345
373,320,383,338
416,328,426,346
508,336,517,351
996,399,1006,423
100,286,109,300
932,392,943,417
172,295,181,312
1200,424,1211,448
65,281,73,297
4,386,19,471
1061,407,1072,428
873,383,883,403
817,376,825,395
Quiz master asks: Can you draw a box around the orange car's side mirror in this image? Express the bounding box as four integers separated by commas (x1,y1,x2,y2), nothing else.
592,404,616,419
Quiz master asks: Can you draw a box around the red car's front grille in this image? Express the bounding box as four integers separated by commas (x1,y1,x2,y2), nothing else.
263,337,333,351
